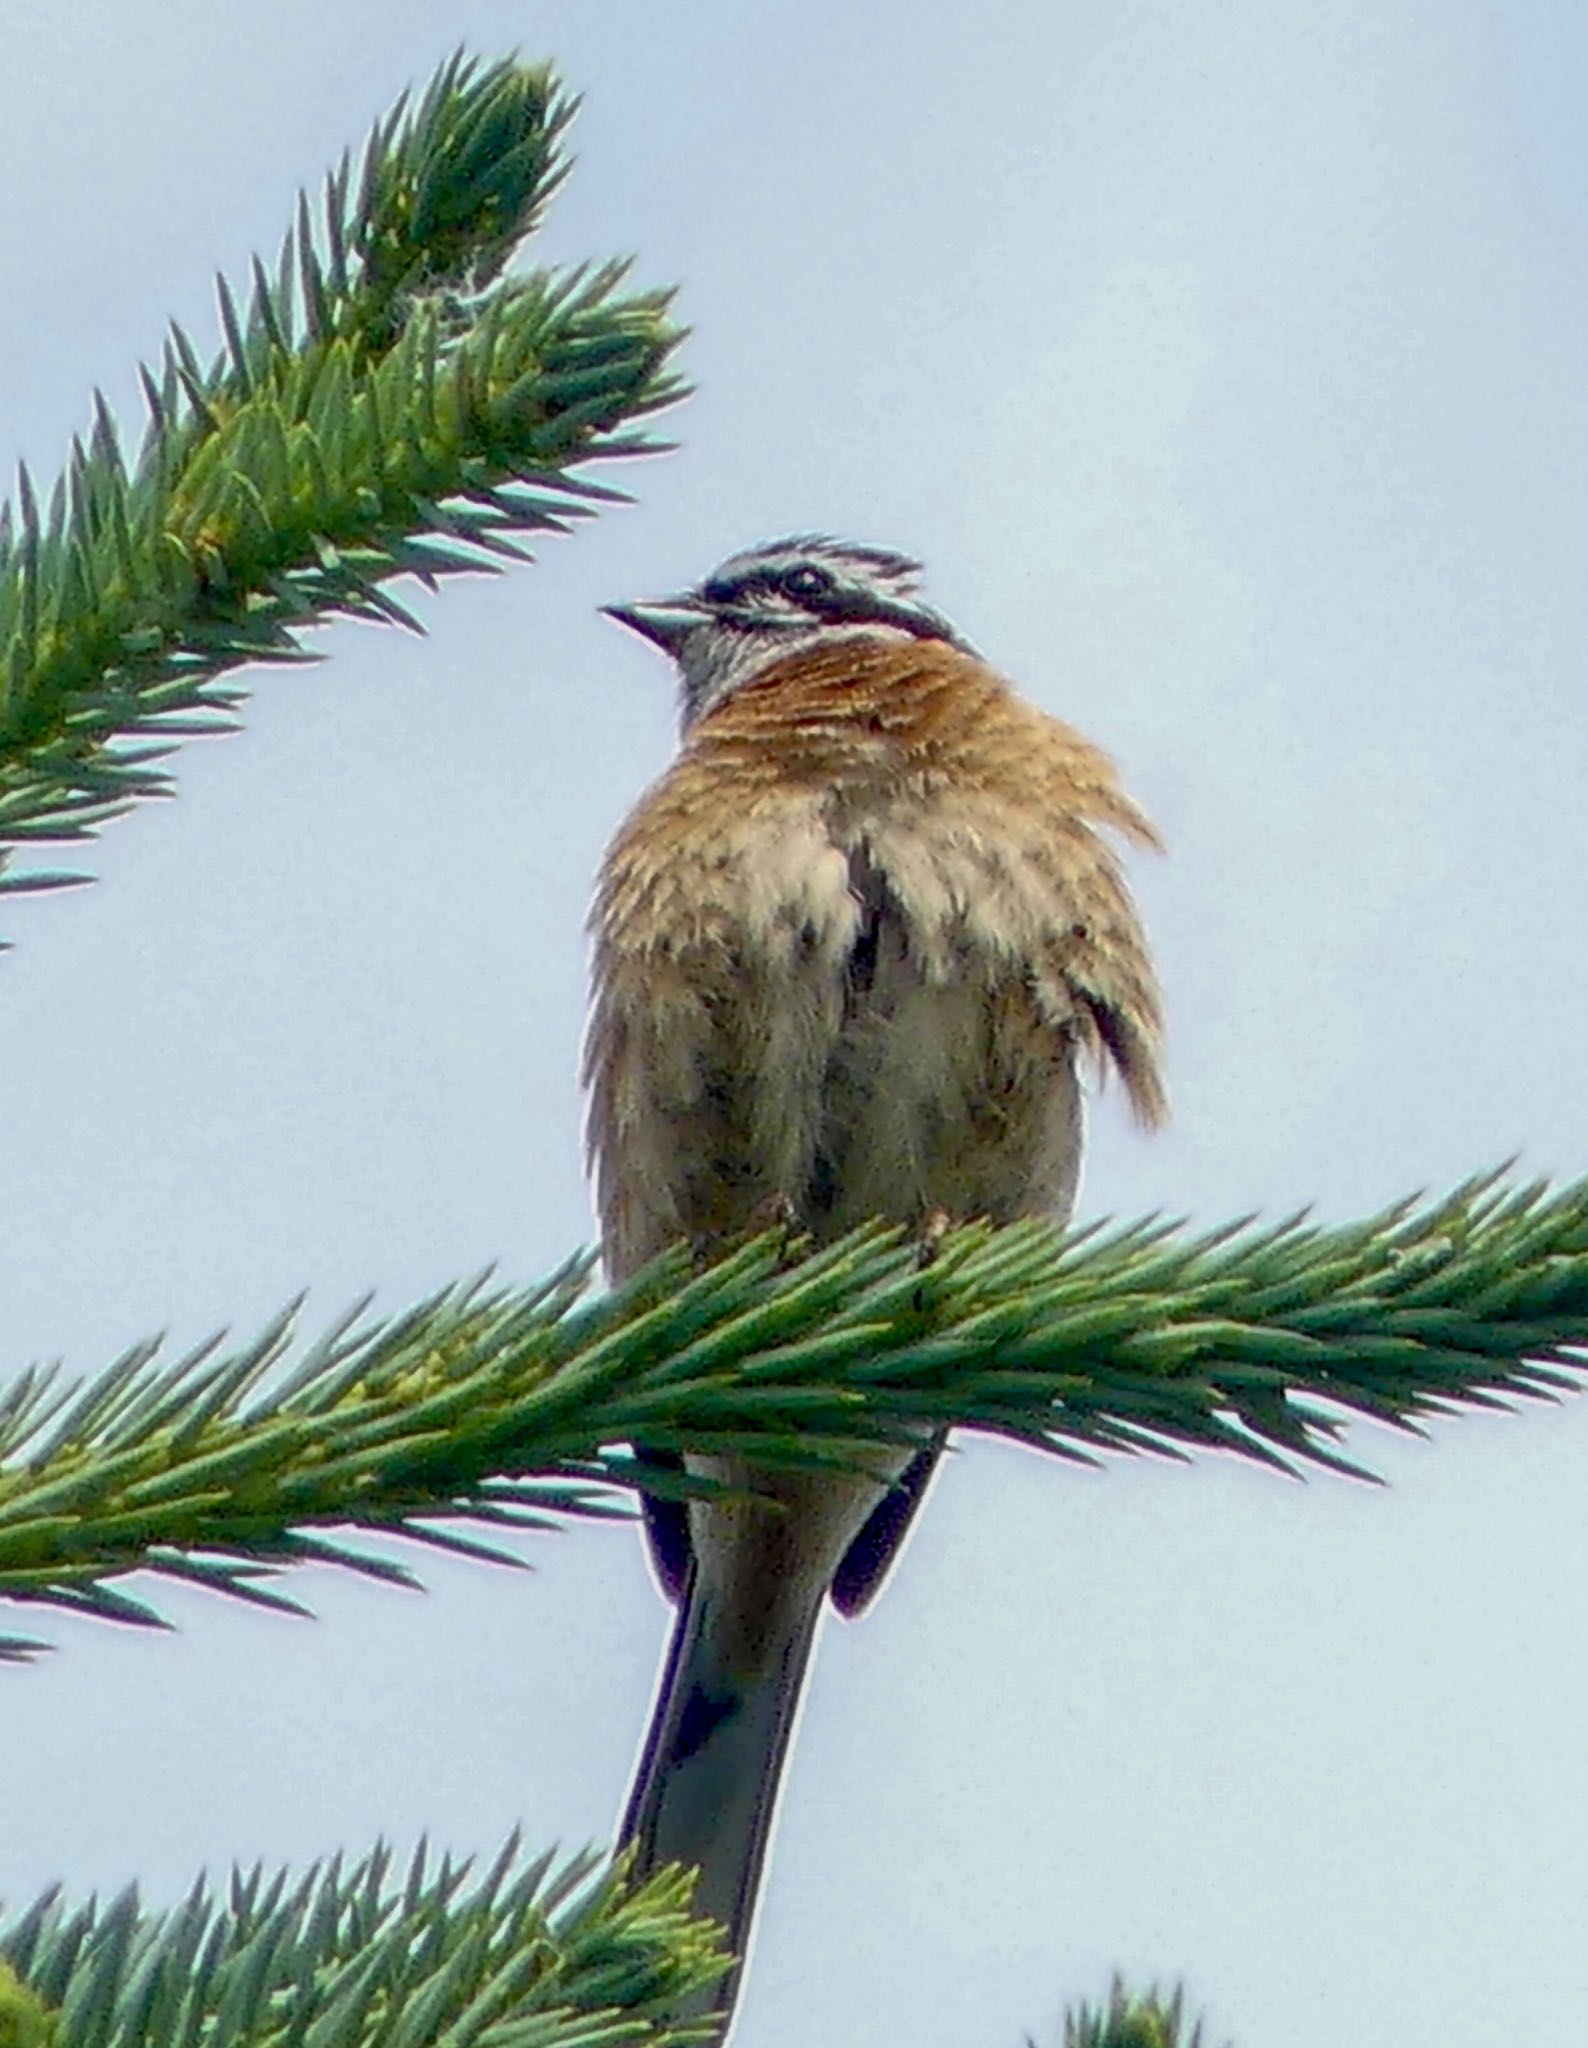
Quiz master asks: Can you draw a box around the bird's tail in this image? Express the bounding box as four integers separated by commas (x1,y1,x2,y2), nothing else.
620,1565,824,2040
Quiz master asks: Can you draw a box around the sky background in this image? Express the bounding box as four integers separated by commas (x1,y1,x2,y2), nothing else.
3,2,1587,2043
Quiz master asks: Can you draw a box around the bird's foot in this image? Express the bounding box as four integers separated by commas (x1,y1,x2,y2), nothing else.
915,1207,954,1269
689,1192,806,1271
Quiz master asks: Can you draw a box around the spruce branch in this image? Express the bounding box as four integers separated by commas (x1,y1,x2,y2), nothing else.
0,50,685,925
0,1835,730,2048
1039,1978,1223,2048
1,1169,1584,1659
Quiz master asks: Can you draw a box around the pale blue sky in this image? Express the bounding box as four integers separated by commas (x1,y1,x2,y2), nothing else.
2,3,1586,2043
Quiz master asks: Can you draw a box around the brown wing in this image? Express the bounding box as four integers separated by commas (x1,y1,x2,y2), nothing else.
584,763,858,1281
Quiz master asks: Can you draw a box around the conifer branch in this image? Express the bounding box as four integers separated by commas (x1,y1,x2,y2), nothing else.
0,1836,730,2048
0,51,685,927
1043,1979,1223,2048
2,1169,1583,1659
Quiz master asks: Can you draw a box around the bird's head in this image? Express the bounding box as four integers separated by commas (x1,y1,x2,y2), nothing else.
603,535,972,727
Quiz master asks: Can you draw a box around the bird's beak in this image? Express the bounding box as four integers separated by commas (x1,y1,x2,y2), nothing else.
600,598,708,656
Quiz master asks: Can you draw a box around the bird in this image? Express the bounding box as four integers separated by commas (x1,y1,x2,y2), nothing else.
584,533,1164,2039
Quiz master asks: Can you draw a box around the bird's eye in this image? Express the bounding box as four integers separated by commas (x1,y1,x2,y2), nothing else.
779,563,834,602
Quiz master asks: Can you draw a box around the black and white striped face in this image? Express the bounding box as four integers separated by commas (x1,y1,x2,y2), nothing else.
603,535,972,728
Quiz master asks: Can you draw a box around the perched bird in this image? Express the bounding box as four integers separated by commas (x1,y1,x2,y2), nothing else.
585,534,1164,2038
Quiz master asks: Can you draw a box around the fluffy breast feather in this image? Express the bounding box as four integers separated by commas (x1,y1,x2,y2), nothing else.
585,635,1164,1276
